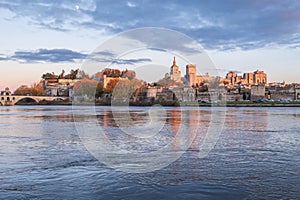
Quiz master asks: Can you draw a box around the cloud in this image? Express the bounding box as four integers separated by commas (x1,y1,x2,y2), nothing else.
90,51,115,58
88,57,152,65
87,50,152,64
0,47,152,64
1,0,300,50
8,49,87,63
290,44,300,49
147,48,167,52
111,58,151,65
127,2,136,8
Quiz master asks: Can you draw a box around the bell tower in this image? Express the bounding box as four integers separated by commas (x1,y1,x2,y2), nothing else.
170,56,181,82
186,64,196,86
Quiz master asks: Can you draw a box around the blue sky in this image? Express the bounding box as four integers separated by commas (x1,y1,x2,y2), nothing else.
0,0,299,90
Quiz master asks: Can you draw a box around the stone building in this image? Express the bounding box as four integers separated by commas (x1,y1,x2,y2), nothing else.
267,84,300,101
185,63,213,86
0,87,12,96
94,68,135,89
42,70,79,97
251,84,266,101
196,72,213,86
243,73,254,85
170,56,182,83
146,86,163,99
185,64,196,86
226,71,240,85
172,86,195,102
253,70,267,84
0,88,15,106
225,70,267,86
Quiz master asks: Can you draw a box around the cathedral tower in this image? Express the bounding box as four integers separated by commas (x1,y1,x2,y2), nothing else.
170,56,181,82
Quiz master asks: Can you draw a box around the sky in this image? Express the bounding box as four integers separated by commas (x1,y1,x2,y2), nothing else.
0,0,299,91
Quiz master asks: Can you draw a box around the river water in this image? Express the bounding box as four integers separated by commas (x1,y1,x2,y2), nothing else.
0,106,299,199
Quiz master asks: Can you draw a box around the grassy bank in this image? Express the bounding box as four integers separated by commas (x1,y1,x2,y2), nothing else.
15,100,300,107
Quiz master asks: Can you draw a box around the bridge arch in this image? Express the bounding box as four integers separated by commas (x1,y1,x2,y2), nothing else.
14,97,39,105
52,97,65,101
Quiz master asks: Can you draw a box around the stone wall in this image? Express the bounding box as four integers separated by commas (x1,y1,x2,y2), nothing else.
251,85,265,101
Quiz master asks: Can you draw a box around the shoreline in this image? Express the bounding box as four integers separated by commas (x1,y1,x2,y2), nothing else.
11,101,300,107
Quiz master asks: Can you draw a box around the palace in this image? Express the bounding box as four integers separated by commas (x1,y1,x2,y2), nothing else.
185,64,213,87
167,56,268,87
226,70,267,86
167,57,213,86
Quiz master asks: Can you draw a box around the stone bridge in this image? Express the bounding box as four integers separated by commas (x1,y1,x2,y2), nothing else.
0,95,68,106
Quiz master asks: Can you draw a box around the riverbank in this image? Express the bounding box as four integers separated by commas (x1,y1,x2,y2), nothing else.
199,103,300,107
13,101,300,107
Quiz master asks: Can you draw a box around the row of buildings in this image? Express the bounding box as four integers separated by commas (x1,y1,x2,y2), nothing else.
225,70,267,86
148,57,298,102
40,57,298,102
168,56,268,88
41,69,79,97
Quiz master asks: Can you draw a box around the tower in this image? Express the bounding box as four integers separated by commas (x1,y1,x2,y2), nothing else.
185,64,196,86
170,56,181,82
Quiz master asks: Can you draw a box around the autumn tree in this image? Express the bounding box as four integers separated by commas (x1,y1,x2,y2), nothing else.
42,72,57,80
95,81,104,98
64,69,79,79
104,78,120,93
111,78,145,102
14,85,30,95
31,82,46,96
103,68,121,77
121,69,136,80
73,78,97,98
77,70,89,79
157,78,184,88
14,82,45,96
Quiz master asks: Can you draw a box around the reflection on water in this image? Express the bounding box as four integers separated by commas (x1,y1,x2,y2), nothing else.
0,106,299,199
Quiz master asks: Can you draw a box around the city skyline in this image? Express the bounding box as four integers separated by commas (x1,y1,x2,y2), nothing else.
0,0,300,90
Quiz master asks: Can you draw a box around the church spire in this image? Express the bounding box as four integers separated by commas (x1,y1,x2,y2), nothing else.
173,56,176,66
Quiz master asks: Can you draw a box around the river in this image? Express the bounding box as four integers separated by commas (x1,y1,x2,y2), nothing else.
0,106,299,199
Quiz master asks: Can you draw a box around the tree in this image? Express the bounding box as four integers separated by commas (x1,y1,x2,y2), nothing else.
14,85,30,95
157,78,184,88
31,82,46,96
65,69,79,79
77,70,89,79
58,70,65,79
104,78,120,93
121,69,136,80
73,78,97,98
95,82,104,98
103,68,121,77
111,78,145,102
42,72,57,80
14,82,45,96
